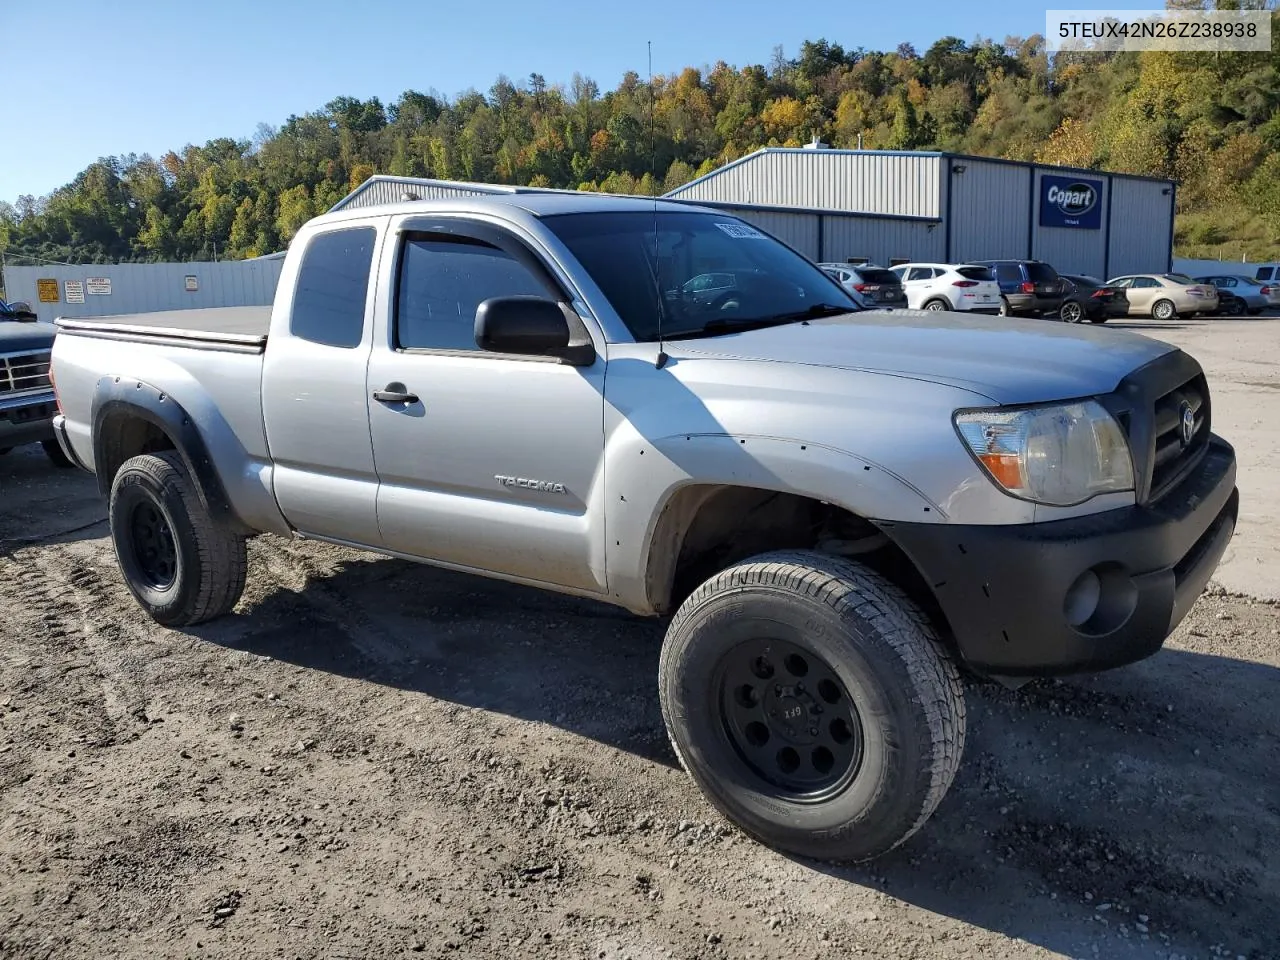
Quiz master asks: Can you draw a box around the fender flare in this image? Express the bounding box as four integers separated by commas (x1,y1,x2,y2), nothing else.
90,375,242,530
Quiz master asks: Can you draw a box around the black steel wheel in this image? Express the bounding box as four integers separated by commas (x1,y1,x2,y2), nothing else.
717,637,864,800
109,451,247,627
660,550,966,863
128,499,178,589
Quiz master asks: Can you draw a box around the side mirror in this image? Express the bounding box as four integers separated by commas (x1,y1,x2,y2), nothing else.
474,296,595,365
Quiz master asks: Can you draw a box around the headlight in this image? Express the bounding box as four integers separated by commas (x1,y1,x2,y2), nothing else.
954,400,1134,506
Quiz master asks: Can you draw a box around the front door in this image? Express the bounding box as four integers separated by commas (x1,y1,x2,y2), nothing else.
366,222,608,594
1124,276,1160,315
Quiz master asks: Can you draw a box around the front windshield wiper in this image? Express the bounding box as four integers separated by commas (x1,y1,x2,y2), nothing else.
663,302,856,341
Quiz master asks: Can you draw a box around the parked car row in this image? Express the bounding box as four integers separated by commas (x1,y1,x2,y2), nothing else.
817,255,1279,324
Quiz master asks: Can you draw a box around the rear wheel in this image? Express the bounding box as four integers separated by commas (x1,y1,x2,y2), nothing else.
922,298,948,312
1151,299,1176,321
997,297,1012,316
659,550,966,863
1224,298,1245,317
109,451,247,627
1059,300,1085,323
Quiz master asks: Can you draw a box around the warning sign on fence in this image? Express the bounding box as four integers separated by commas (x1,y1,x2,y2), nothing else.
36,279,59,302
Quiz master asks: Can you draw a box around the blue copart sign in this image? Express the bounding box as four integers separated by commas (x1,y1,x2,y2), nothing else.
1039,174,1104,229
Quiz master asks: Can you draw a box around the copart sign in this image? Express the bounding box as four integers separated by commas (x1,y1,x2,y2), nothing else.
1039,174,1104,229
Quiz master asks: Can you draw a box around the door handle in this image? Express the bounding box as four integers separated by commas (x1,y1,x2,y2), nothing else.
373,384,419,404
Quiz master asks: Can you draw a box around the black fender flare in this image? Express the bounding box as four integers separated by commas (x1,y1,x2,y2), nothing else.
90,375,243,531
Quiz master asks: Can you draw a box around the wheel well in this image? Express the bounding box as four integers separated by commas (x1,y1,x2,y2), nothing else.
645,485,951,643
96,412,177,490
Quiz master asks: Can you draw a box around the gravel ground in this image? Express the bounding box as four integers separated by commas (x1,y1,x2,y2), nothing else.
2,316,1278,960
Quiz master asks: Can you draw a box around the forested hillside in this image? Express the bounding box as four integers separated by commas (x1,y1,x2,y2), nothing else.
3,29,1280,267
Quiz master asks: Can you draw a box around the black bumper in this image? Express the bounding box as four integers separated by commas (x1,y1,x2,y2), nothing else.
0,395,56,448
882,436,1238,676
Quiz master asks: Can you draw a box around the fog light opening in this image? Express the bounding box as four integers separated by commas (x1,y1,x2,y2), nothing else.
1064,569,1101,628
1064,562,1139,637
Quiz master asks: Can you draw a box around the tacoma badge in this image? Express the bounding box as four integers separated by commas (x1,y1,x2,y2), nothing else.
494,474,567,494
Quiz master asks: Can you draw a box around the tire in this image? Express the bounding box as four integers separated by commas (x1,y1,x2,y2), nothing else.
41,438,75,469
1151,299,1176,321
997,297,1012,316
658,549,966,863
922,298,948,312
108,451,247,627
1059,300,1085,323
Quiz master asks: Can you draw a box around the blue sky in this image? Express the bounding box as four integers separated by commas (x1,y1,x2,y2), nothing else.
2,0,1047,205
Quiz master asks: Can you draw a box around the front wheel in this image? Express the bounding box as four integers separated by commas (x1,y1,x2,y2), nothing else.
109,451,247,627
1059,300,1085,323
1151,299,1176,321
659,550,966,863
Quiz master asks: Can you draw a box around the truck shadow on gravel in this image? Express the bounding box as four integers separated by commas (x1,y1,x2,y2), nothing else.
190,552,1279,958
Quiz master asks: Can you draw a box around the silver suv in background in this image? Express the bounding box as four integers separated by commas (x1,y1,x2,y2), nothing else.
818,263,907,310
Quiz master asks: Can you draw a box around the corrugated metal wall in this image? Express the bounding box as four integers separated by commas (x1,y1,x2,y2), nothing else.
667,150,942,218
822,215,945,265
947,159,1032,263
1032,169,1109,278
1107,178,1175,278
3,259,285,324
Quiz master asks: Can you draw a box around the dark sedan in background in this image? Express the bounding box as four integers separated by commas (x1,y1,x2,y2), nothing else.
1057,274,1130,323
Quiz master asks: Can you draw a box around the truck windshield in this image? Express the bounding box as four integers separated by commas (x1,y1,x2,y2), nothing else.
542,210,859,341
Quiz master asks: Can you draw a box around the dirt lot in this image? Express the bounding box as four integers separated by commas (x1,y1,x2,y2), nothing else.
2,317,1278,960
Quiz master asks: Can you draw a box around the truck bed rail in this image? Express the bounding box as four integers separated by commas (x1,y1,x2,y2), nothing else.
54,307,270,355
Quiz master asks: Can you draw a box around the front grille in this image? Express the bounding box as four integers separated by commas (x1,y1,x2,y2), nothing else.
0,351,52,395
1149,373,1209,499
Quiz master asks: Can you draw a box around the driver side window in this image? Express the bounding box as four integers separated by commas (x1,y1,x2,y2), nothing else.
396,236,548,352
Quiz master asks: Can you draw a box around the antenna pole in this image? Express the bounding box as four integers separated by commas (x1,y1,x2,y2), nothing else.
649,40,669,369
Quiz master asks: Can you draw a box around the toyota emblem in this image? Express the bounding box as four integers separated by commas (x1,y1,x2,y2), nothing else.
1179,401,1195,446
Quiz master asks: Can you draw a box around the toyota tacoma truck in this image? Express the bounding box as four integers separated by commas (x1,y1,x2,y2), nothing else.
1,298,74,467
46,194,1238,863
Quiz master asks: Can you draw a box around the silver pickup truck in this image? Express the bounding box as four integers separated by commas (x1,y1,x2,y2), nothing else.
48,193,1238,863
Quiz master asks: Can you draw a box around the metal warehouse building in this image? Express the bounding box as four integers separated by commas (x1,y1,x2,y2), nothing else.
662,147,1176,280
3,253,285,325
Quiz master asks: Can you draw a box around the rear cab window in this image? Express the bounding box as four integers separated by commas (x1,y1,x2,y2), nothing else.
290,227,377,348
955,266,993,281
993,263,1022,284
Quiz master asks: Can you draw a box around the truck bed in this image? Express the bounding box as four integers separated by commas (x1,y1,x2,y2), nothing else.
54,306,271,353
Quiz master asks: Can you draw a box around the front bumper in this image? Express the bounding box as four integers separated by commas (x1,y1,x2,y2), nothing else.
882,436,1238,676
0,392,57,448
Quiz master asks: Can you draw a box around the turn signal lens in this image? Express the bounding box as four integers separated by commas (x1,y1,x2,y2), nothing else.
955,401,1135,507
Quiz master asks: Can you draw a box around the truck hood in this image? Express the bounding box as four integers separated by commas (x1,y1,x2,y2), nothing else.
0,320,56,354
670,308,1176,404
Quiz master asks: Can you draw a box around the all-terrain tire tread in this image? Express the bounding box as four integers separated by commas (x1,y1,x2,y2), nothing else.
112,452,247,625
660,548,966,858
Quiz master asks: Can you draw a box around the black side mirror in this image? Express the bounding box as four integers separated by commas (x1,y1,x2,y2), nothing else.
474,296,595,365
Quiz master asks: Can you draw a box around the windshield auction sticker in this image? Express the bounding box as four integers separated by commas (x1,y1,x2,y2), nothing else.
1046,9,1271,53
